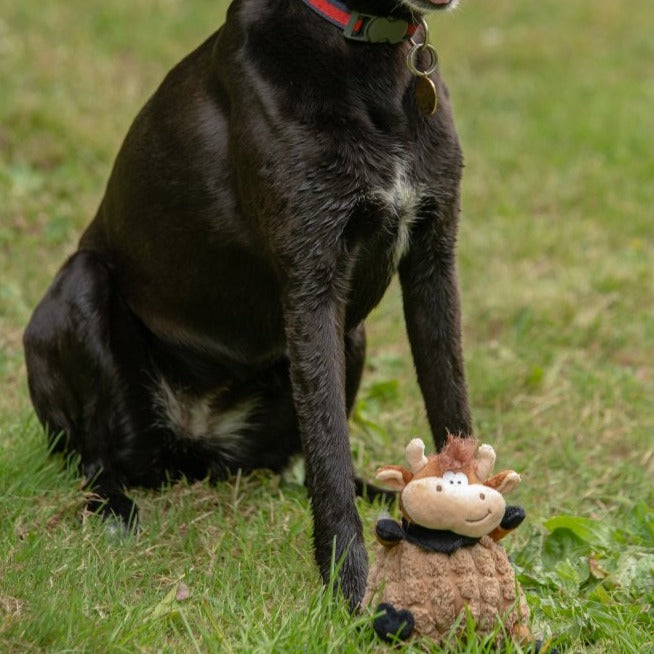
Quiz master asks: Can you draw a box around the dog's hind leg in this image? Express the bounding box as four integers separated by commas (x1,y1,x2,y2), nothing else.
23,250,167,528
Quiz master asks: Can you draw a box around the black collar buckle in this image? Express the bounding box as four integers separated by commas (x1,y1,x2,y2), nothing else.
343,12,410,44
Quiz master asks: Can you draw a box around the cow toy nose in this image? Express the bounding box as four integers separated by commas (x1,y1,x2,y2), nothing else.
480,492,485,500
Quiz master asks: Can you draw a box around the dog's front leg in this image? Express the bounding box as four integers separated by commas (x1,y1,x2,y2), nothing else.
284,277,367,609
399,207,472,450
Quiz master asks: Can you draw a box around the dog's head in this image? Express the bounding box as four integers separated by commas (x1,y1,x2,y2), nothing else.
347,0,459,18
402,0,459,12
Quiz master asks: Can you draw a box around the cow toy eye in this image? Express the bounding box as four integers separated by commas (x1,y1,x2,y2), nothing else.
443,471,469,486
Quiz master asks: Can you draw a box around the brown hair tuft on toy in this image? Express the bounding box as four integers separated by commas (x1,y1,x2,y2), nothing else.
436,433,479,472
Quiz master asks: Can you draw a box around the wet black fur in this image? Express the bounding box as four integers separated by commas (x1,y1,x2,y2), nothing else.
23,0,471,607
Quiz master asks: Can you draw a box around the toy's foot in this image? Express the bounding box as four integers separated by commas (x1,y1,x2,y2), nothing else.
534,639,559,654
373,603,414,642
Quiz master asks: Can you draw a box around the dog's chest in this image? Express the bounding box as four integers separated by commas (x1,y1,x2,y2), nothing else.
344,163,426,324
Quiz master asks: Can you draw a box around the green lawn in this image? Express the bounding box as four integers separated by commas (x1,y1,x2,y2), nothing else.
1,1,652,652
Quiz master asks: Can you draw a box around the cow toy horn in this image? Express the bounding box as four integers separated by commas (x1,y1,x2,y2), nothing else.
406,438,428,474
475,444,496,482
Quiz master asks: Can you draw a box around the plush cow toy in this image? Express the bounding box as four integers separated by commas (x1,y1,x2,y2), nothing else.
363,435,538,647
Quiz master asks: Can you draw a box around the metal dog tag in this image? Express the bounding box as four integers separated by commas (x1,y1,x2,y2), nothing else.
415,76,438,116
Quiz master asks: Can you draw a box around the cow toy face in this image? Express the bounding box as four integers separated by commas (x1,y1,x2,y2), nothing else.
397,467,506,537
375,437,521,538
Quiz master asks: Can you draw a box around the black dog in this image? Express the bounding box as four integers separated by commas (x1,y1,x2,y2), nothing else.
23,0,470,607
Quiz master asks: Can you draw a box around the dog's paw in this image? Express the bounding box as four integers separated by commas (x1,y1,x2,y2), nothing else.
373,603,415,642
354,476,397,505
317,531,368,612
86,492,139,535
334,538,369,612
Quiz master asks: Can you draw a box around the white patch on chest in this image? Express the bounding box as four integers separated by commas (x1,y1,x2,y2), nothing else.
371,162,423,267
154,378,257,458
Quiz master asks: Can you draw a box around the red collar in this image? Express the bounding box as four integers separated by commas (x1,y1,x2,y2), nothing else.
301,0,420,43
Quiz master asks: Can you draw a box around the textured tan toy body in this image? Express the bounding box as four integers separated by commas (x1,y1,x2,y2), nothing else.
363,436,535,646
364,534,529,642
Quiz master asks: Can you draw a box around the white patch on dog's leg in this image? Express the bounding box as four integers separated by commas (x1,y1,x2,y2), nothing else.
154,378,258,459
207,399,259,454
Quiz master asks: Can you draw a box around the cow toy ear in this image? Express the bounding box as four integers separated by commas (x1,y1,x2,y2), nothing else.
485,470,521,495
375,465,411,491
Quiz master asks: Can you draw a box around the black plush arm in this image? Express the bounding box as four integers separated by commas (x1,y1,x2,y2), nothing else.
501,505,526,531
375,518,405,547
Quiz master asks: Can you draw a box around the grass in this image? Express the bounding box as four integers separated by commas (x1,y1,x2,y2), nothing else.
1,0,653,651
